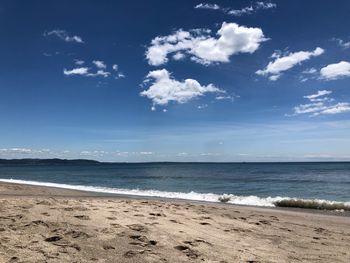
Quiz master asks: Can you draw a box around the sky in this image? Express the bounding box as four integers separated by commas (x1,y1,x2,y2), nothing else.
1,0,350,162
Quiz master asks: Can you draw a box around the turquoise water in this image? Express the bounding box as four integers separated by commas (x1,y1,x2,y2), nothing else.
0,162,349,206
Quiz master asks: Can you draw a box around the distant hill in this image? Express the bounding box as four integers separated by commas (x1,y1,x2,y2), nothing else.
0,158,101,166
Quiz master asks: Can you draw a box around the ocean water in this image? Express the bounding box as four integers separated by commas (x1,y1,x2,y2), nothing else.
0,162,350,207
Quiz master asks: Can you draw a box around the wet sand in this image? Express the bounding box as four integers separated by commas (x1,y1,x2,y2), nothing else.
0,182,349,263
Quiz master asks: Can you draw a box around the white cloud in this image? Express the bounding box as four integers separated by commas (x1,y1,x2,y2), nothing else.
140,69,224,108
256,2,277,9
197,104,208,109
292,90,350,116
194,3,220,10
139,151,154,155
116,72,125,79
303,90,332,101
93,70,110,78
63,67,110,78
173,52,186,61
74,59,85,65
111,64,125,79
93,60,107,69
332,38,350,49
228,6,254,16
300,67,318,82
194,2,276,16
0,148,53,155
294,102,350,116
146,22,267,66
302,67,317,74
320,61,350,80
63,67,89,76
215,94,238,101
44,29,84,43
256,47,324,80
63,61,124,79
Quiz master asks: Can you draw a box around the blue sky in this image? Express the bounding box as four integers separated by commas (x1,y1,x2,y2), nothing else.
1,0,350,161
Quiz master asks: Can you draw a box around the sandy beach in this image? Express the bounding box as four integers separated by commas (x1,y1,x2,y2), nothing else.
0,182,349,263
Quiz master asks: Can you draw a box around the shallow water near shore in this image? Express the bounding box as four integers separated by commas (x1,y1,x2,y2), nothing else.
0,162,349,207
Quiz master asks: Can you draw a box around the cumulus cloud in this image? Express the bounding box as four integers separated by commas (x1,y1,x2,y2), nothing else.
194,2,276,16
320,61,350,80
146,22,267,66
291,90,350,116
44,29,84,43
256,47,324,80
140,69,224,108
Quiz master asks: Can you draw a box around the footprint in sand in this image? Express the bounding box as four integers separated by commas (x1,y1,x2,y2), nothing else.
174,245,200,259
25,220,49,228
183,239,212,247
129,234,157,247
45,236,62,242
134,214,145,217
103,244,115,250
65,230,90,239
8,256,20,263
74,215,90,220
127,224,148,232
149,212,166,217
169,219,183,224
124,250,138,258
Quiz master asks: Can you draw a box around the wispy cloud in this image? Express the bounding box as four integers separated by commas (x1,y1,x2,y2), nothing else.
63,67,89,76
194,1,276,16
44,29,84,43
291,90,350,116
332,37,350,49
194,3,220,10
74,59,85,65
63,60,125,79
256,47,324,81
146,22,267,66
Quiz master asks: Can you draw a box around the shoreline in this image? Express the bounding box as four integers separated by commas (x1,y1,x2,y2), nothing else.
1,182,350,262
0,182,350,217
0,181,349,218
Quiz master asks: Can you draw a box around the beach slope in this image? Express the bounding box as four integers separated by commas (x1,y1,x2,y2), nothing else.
0,182,349,263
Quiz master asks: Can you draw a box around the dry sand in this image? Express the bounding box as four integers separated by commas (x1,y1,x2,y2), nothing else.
0,182,349,263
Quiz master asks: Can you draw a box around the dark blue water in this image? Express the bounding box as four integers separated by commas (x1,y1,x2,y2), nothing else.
0,162,349,204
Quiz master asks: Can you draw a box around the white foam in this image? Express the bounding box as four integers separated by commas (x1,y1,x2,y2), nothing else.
0,178,348,207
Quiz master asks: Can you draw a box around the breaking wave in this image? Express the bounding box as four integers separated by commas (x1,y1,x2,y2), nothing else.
1,178,349,209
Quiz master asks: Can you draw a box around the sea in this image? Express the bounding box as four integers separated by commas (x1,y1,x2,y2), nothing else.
0,162,349,207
